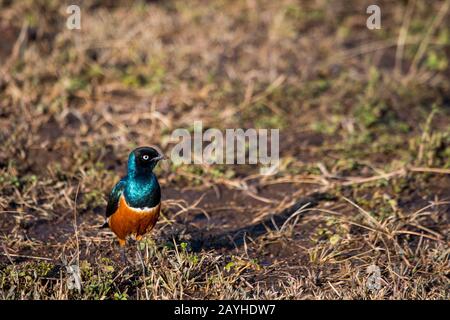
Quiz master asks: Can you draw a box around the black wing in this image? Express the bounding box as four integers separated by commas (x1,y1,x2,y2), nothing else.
105,179,126,218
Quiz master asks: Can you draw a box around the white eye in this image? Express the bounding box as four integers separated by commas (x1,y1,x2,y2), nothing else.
143,155,149,160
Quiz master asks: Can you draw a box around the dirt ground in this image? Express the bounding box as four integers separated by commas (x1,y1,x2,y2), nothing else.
0,0,449,299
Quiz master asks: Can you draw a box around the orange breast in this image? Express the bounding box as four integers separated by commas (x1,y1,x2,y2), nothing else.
109,195,160,244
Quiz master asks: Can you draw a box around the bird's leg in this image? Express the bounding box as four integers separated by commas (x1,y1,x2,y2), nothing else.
136,239,147,274
118,238,127,264
120,247,127,264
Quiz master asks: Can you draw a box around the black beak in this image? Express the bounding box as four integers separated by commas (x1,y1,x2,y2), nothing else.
154,154,166,162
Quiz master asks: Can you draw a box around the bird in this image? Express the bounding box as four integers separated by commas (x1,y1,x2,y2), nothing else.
102,146,165,261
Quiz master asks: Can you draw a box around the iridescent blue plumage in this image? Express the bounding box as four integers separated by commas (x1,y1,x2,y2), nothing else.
105,147,163,219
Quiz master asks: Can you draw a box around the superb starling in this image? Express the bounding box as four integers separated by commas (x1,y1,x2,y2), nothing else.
102,146,164,260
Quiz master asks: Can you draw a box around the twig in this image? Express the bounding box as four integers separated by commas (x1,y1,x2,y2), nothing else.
1,21,28,80
342,197,385,230
395,0,417,75
338,166,450,188
409,167,450,174
409,0,450,75
73,182,81,266
392,230,442,242
0,252,52,262
280,202,311,231
1,244,16,265
341,168,406,186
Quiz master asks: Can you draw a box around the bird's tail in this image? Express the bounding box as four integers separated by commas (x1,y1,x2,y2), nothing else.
99,221,109,229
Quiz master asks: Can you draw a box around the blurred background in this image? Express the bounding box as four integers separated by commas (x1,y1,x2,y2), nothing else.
0,0,449,299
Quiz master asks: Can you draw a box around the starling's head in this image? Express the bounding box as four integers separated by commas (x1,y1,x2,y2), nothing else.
127,146,165,176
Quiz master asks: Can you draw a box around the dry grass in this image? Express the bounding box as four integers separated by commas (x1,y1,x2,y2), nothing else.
0,0,449,300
